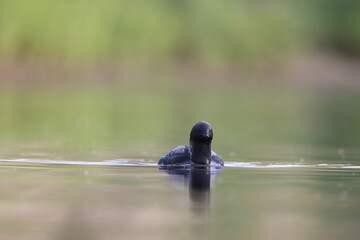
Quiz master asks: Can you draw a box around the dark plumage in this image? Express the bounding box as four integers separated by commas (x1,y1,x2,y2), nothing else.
158,121,224,166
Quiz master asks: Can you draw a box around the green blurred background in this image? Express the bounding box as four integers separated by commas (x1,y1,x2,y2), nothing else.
0,0,359,157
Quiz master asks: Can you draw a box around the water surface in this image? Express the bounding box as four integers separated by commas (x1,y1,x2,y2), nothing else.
0,87,359,239
0,146,359,240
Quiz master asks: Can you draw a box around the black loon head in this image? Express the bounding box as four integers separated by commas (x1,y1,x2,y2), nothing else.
189,121,213,165
190,121,213,146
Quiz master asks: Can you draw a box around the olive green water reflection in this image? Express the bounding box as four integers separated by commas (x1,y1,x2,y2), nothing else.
0,87,359,240
0,87,359,151
0,163,359,240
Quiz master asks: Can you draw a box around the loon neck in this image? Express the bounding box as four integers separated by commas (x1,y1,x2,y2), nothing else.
190,141,211,164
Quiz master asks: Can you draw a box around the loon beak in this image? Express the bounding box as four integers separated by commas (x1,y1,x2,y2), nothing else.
202,133,210,138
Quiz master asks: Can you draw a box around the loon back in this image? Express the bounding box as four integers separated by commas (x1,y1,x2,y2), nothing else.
158,146,224,166
158,146,191,165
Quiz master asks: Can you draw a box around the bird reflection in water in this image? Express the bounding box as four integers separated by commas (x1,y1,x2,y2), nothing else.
160,165,222,239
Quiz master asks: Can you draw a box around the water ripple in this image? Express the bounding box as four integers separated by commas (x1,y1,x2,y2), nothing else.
0,159,359,169
225,162,360,169
0,158,157,167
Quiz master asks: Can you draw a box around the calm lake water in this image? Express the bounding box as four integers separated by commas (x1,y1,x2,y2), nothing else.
0,145,359,240
0,87,359,239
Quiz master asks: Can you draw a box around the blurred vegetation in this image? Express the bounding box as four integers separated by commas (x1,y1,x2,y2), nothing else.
0,0,359,154
0,0,359,64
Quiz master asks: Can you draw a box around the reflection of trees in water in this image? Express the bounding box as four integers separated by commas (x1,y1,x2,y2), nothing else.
312,91,360,146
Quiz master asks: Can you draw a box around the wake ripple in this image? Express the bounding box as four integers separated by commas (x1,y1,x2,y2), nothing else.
0,159,359,169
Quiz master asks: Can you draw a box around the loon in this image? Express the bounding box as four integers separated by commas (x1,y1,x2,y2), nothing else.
158,121,224,166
